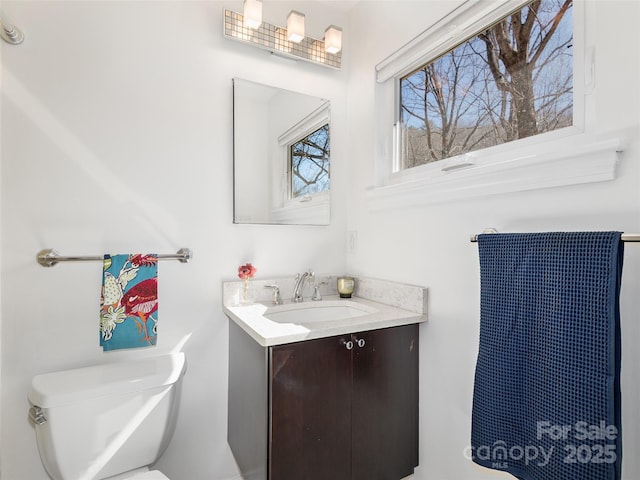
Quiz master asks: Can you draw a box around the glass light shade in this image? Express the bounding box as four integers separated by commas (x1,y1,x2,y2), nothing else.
243,0,262,29
324,25,342,54
287,10,305,43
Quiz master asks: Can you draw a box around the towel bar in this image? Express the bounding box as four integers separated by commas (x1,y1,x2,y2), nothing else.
470,229,640,243
36,248,193,267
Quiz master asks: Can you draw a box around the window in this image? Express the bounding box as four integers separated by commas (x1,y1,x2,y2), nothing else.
289,123,330,198
368,0,622,209
399,0,574,169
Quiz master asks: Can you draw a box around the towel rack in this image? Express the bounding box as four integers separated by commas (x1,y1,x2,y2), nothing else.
470,228,640,243
36,248,193,267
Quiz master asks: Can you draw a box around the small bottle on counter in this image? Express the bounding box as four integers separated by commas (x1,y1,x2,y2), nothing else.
337,276,355,298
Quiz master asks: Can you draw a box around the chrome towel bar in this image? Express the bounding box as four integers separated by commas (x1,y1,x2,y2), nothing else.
36,248,193,267
470,229,640,243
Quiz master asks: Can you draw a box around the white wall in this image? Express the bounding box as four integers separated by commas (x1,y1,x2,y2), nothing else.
2,1,639,480
0,1,348,479
234,87,270,223
346,1,640,479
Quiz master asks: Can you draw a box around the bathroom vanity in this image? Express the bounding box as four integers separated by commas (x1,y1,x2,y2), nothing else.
224,276,427,480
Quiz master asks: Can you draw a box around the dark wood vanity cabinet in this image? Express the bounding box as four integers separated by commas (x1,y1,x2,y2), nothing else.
228,322,419,480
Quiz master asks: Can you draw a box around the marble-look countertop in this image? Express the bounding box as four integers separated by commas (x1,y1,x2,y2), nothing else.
223,276,428,347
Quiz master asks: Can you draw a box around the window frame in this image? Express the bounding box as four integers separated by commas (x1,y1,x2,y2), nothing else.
397,2,576,170
369,0,622,209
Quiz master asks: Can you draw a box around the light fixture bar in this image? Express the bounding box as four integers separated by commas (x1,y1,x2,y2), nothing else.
223,9,342,69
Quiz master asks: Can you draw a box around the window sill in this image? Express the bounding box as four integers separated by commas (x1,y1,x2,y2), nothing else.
270,196,330,225
366,137,624,211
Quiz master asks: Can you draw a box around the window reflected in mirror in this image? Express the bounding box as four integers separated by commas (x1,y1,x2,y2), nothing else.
290,123,330,199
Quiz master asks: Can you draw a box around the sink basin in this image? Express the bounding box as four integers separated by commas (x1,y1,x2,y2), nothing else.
264,300,378,324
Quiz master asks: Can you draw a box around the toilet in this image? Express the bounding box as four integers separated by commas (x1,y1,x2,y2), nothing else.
28,352,187,480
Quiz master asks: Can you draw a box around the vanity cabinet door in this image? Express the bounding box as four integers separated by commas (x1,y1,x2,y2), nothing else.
351,324,419,480
269,324,419,480
270,335,353,480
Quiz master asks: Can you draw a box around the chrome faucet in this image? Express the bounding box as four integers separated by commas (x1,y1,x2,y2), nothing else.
292,270,313,303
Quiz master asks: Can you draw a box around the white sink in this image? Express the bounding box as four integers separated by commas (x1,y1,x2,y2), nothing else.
264,300,378,324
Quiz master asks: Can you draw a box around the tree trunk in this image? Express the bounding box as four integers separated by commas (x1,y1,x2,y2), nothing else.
510,63,537,139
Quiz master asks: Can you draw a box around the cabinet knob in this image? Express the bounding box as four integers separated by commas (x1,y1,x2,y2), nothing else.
355,338,366,348
342,339,354,350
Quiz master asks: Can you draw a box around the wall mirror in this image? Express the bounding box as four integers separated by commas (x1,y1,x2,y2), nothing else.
233,78,331,225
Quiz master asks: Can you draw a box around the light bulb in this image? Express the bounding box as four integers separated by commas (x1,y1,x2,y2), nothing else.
287,10,305,43
324,25,342,54
243,0,262,29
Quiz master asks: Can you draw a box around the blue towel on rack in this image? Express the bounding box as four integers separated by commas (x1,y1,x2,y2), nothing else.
471,232,623,480
99,254,159,351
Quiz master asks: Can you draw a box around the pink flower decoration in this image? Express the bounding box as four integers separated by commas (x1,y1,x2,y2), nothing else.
238,263,257,280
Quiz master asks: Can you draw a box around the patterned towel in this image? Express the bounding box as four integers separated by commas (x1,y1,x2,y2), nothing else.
99,254,158,351
471,232,623,480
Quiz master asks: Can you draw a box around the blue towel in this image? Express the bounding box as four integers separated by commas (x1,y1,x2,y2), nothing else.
471,232,623,480
99,254,158,351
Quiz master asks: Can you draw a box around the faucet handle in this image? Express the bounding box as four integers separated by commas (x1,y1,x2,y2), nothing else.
264,285,282,305
312,281,327,301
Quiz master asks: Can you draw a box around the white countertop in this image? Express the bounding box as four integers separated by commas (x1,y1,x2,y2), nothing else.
223,295,427,347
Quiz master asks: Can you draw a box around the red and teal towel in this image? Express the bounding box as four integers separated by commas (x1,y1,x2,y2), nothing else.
99,254,158,351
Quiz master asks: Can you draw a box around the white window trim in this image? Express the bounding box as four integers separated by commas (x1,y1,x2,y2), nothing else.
367,136,623,211
369,0,624,210
272,102,331,223
270,190,330,225
375,0,533,84
278,101,330,147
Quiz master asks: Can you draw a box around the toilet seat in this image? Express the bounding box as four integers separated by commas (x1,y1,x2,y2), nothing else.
127,470,170,480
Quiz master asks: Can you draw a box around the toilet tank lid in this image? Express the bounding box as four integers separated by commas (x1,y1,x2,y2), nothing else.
28,353,186,408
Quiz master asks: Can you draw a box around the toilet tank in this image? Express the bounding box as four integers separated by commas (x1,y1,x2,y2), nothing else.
28,353,187,480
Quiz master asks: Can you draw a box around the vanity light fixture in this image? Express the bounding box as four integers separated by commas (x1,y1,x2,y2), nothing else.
286,11,305,43
223,8,342,69
243,0,262,29
324,25,342,54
